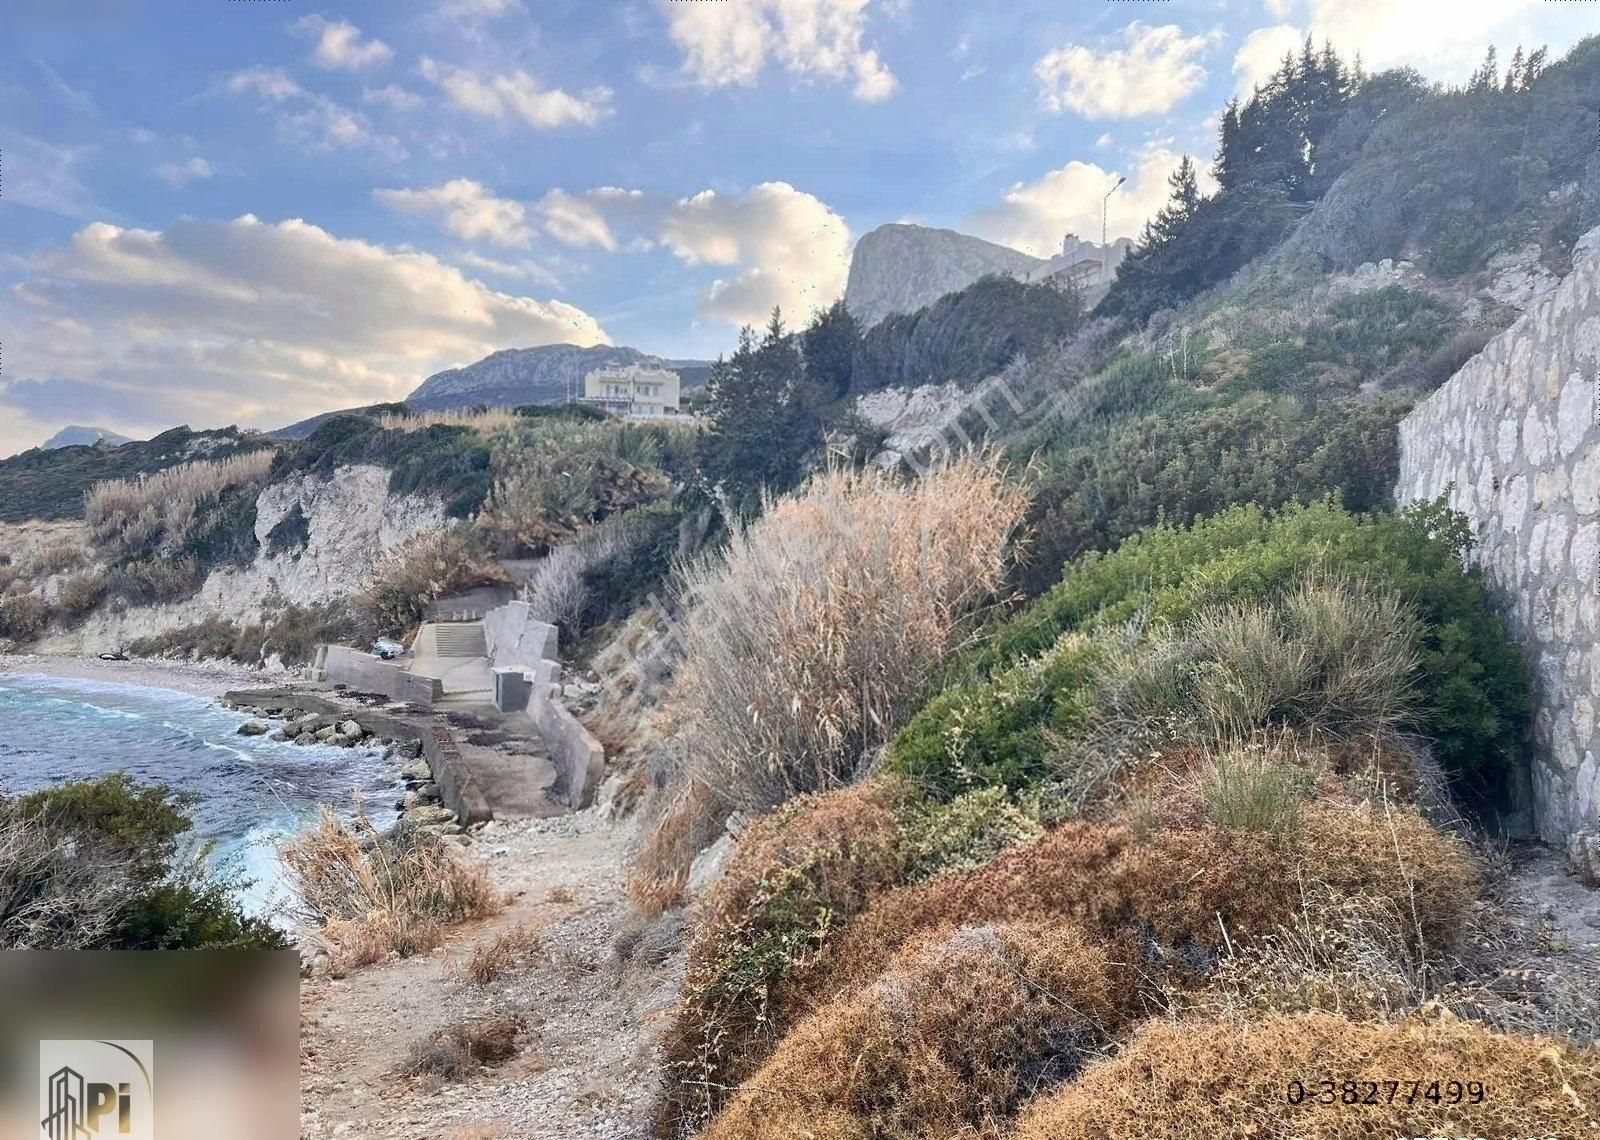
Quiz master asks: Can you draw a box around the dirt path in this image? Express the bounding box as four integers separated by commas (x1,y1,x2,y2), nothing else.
1462,842,1600,1043
300,809,685,1140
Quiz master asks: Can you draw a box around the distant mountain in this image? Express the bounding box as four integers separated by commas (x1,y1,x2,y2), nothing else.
39,425,131,450
406,344,715,411
844,225,1047,328
844,223,1128,328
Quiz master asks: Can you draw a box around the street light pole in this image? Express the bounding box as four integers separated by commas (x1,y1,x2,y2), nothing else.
1102,175,1126,282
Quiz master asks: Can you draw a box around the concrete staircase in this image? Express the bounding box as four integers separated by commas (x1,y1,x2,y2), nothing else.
432,621,487,658
408,620,493,698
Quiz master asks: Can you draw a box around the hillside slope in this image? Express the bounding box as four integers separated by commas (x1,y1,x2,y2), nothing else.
406,344,714,411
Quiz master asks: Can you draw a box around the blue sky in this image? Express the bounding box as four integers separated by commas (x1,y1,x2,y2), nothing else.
1,0,1594,453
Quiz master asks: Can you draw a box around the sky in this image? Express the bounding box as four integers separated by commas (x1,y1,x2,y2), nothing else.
1,0,1595,455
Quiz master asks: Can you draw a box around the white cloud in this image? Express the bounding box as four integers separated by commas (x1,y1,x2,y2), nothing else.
0,215,607,449
659,182,851,324
419,58,613,129
225,67,401,155
294,15,393,71
535,187,655,252
536,181,850,325
966,143,1218,258
0,133,100,218
1034,21,1211,119
1301,0,1528,82
1265,0,1295,17
155,157,214,187
363,84,425,111
225,66,303,102
434,0,520,18
375,179,533,247
1233,23,1302,98
663,0,897,102
451,251,563,289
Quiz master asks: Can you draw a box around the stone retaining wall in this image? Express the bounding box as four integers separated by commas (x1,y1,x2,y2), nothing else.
323,645,443,706
482,600,604,809
1395,227,1600,853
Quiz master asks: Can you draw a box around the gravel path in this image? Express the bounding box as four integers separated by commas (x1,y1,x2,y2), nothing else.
301,809,685,1140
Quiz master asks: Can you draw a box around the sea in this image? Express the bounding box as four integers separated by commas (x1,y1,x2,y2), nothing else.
0,671,401,916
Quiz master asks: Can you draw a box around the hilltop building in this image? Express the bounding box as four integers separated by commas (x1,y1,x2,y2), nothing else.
582,363,682,418
1053,233,1133,290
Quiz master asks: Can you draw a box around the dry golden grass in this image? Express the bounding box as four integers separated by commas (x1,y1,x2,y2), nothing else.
402,1013,523,1089
702,921,1143,1140
456,923,542,985
673,453,1028,810
359,525,510,634
651,780,912,1135
825,801,1474,1006
376,408,523,435
1008,1011,1600,1139
636,452,1028,907
85,451,274,553
279,809,499,971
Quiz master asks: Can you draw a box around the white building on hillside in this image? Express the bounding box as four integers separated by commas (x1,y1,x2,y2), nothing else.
582,363,682,418
1055,233,1133,289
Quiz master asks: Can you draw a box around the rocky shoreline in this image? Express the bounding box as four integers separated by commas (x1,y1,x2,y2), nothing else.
223,691,481,843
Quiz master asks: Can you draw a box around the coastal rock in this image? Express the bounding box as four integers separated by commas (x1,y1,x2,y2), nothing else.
236,720,270,736
339,719,364,739
406,805,457,827
314,726,337,742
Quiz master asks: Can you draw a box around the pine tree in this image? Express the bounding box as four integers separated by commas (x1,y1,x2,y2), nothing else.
1468,46,1498,92
698,309,822,511
800,300,859,399
1503,46,1525,93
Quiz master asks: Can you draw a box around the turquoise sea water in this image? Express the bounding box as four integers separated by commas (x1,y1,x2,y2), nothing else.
0,672,400,915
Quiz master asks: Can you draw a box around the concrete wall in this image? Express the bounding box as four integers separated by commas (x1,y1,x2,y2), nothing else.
484,600,559,670
323,645,443,706
528,686,605,810
1395,226,1600,853
483,600,603,808
423,725,493,825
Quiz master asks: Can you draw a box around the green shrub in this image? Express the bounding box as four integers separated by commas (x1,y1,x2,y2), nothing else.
1198,746,1318,836
890,634,1101,799
0,592,49,642
274,415,493,519
897,786,1044,880
1020,396,1406,595
1,775,284,950
899,500,1527,810
265,503,311,554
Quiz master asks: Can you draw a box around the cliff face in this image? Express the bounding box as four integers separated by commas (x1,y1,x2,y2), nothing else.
844,224,1046,328
37,465,446,654
406,345,714,410
1395,225,1600,851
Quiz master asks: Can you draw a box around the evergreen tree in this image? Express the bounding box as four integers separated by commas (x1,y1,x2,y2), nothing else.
697,309,822,513
801,299,860,398
1504,46,1525,93
1468,46,1499,92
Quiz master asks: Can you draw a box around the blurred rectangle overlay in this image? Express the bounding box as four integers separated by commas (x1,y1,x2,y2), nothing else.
0,951,298,1140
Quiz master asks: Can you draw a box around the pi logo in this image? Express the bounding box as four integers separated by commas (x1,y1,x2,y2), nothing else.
38,1042,152,1140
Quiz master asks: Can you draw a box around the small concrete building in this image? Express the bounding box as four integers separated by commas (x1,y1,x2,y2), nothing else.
1055,233,1133,289
583,363,682,418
